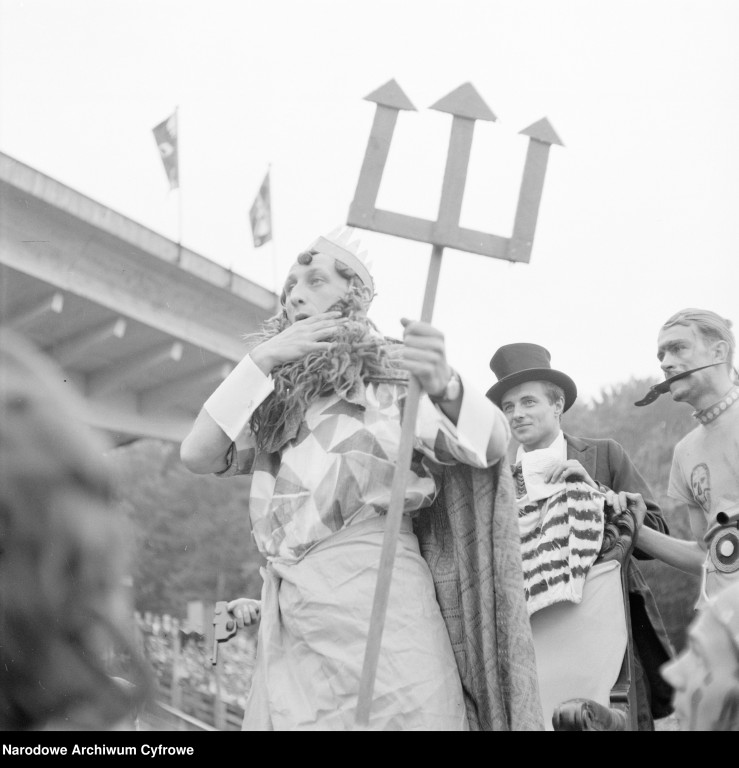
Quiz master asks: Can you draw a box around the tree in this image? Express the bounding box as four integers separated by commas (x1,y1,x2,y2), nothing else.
108,439,265,616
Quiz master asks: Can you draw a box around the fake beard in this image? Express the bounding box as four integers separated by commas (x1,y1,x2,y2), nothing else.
249,294,402,453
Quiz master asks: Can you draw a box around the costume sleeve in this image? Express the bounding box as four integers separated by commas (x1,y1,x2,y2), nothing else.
203,354,274,441
606,439,669,558
204,354,272,477
414,373,510,468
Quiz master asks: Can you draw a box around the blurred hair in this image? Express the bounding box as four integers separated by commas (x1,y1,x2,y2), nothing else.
702,583,739,730
707,582,739,664
662,308,736,374
0,327,151,731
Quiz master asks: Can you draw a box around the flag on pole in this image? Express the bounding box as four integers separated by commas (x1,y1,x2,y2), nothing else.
152,110,179,190
249,171,272,248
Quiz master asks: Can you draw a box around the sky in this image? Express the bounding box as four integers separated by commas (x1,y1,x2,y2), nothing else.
1,0,737,403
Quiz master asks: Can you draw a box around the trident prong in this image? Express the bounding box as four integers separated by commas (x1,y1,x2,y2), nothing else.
430,82,496,239
348,80,562,729
509,118,565,263
348,79,417,222
348,83,562,263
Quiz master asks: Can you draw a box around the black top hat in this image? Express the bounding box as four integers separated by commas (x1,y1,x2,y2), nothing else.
486,343,577,412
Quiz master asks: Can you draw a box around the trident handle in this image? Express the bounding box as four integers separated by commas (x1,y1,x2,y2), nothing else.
348,80,560,729
355,245,443,727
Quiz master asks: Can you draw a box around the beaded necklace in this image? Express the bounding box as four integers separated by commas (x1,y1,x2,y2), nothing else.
692,386,739,425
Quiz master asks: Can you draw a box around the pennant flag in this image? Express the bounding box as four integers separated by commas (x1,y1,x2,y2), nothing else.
249,171,272,248
152,111,179,190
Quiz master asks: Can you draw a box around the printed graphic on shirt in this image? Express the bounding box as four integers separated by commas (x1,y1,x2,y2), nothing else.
690,462,712,513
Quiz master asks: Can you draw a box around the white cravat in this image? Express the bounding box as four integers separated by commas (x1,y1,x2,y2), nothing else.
516,430,567,503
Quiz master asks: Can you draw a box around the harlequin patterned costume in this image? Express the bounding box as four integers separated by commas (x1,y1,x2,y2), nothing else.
212,356,543,730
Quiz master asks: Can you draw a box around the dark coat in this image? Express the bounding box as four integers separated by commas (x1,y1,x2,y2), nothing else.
414,459,545,731
564,433,675,724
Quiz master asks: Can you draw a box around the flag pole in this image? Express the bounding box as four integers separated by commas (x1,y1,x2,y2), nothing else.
176,105,183,265
270,237,280,312
268,164,280,312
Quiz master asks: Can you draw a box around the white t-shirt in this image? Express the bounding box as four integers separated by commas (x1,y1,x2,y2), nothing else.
669,395,739,604
669,399,739,529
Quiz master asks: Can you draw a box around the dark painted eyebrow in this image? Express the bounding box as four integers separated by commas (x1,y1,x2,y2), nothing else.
304,266,330,278
286,266,329,284
658,340,686,351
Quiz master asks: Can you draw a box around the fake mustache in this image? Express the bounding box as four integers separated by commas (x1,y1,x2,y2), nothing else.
633,363,725,406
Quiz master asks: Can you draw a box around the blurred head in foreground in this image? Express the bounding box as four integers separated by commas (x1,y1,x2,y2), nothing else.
0,327,151,731
661,582,739,730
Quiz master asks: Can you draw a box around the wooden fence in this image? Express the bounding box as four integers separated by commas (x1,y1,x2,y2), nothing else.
153,670,244,731
134,609,253,731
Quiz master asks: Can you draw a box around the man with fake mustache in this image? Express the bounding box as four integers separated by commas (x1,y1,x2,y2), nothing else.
623,308,739,611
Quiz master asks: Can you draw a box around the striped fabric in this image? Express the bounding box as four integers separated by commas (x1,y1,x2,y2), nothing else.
518,482,605,615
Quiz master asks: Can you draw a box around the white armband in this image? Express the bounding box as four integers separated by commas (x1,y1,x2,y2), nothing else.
204,354,275,441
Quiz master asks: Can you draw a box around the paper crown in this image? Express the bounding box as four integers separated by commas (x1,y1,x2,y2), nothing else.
308,227,374,294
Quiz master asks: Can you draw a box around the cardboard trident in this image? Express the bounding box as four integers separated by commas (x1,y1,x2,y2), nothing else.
346,79,563,727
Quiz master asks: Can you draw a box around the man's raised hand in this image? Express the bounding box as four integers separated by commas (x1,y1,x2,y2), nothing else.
397,318,454,398
250,311,347,373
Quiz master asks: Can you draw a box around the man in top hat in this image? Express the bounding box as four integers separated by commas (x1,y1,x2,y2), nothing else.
179,229,543,731
487,342,674,730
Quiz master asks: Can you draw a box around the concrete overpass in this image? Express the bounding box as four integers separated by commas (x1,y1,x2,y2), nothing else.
0,151,277,444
